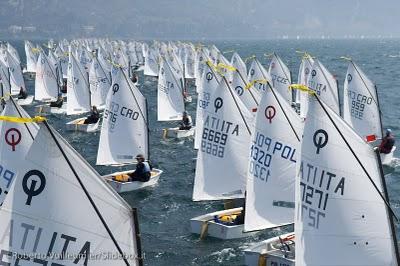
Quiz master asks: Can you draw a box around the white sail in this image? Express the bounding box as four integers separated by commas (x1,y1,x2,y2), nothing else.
0,59,11,96
0,98,39,206
269,53,292,105
34,51,59,102
231,52,247,79
25,41,38,73
184,46,195,79
157,58,185,121
230,69,259,111
247,58,271,96
98,47,112,73
144,47,159,77
67,51,91,115
54,45,68,79
193,78,253,201
7,43,21,64
4,50,25,95
295,95,398,265
245,87,303,232
194,51,209,93
306,59,340,115
343,61,382,140
89,58,111,108
0,123,141,265
297,56,315,118
97,68,148,165
194,62,221,150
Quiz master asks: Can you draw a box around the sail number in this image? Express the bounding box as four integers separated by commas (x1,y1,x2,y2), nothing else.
198,92,210,109
104,101,139,132
298,161,346,229
201,128,226,158
347,90,373,120
249,132,296,183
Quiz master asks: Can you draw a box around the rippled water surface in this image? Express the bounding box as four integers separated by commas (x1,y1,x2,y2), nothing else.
8,39,400,265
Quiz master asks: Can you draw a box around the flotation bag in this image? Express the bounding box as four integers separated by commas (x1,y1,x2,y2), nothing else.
214,211,242,225
114,174,129,182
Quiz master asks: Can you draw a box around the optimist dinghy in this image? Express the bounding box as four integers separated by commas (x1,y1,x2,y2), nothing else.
162,126,195,139
343,60,396,165
96,67,162,192
103,168,163,193
242,81,303,258
191,75,253,240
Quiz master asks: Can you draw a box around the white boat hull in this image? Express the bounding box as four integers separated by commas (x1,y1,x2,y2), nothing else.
35,104,67,114
244,233,295,266
16,95,34,106
103,169,163,193
190,208,257,240
66,117,100,133
163,127,195,138
381,146,396,165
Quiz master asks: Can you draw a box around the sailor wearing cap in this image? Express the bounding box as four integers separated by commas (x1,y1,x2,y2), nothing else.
128,154,152,182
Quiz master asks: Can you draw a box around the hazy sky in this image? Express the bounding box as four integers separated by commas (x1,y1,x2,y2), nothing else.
1,0,400,39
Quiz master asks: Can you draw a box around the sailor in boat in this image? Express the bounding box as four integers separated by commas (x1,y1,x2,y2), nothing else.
50,94,64,108
61,78,67,93
127,154,153,182
17,87,28,99
83,105,100,124
179,111,193,130
379,128,395,154
131,72,138,84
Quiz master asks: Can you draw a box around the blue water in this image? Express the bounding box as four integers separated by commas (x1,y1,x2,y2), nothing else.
8,39,400,265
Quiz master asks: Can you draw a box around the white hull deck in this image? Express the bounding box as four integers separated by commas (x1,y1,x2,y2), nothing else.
66,117,100,133
103,169,163,193
244,233,295,266
381,146,396,165
15,95,34,106
163,127,195,139
35,104,67,114
190,208,257,240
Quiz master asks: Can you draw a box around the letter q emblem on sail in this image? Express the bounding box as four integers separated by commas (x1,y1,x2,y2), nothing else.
206,72,213,81
264,106,276,124
347,74,352,83
112,84,119,95
22,170,46,206
235,86,244,96
5,128,22,152
214,97,223,113
313,129,329,154
311,69,317,78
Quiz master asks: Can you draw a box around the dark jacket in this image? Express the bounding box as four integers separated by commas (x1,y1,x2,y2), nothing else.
379,135,395,154
129,161,153,182
84,110,100,124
